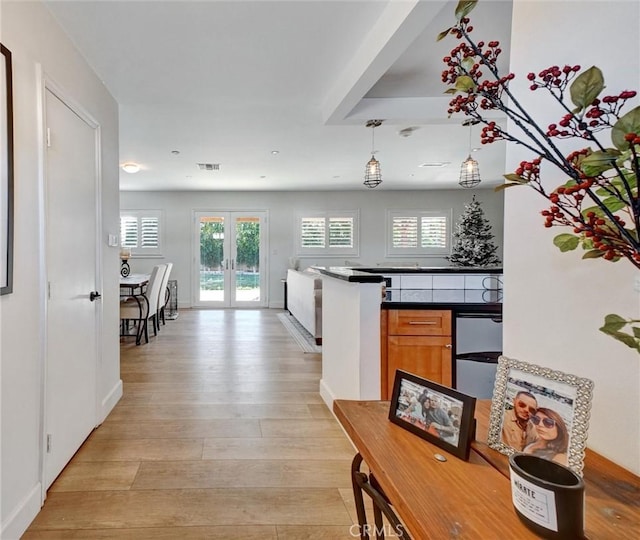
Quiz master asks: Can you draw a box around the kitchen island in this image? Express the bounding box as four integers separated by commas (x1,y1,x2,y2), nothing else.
314,266,502,408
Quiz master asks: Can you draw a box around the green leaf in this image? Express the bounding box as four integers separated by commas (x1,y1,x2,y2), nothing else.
553,234,580,252
633,326,640,339
444,88,458,95
569,66,605,112
494,183,524,192
612,105,640,150
461,57,475,72
455,0,477,21
437,28,452,42
601,313,628,332
582,249,604,259
581,205,605,218
601,330,640,350
503,173,528,183
580,149,620,176
454,75,475,92
602,196,627,213
582,238,594,250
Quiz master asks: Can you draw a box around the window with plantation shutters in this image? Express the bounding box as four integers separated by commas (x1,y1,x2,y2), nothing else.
119,210,163,256
387,210,451,256
296,211,359,256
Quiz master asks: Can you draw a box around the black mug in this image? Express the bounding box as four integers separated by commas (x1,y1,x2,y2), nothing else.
509,453,585,539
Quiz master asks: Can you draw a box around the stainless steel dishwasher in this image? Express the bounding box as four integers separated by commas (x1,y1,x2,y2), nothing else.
455,310,503,399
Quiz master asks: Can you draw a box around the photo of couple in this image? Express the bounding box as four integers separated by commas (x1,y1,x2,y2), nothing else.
396,379,462,447
500,371,576,466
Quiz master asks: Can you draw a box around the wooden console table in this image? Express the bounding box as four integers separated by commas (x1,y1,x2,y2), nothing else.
334,399,639,539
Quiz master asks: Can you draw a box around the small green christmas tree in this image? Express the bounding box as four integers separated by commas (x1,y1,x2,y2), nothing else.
448,196,501,267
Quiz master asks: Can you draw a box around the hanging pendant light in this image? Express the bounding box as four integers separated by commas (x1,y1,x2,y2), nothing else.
459,120,481,188
364,119,383,188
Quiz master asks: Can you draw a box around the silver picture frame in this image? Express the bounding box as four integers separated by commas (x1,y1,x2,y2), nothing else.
487,356,594,474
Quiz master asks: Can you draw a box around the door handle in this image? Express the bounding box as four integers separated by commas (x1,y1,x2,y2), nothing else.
231,259,235,270
89,291,102,302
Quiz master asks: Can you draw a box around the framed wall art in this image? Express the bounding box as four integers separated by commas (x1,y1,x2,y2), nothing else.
487,356,594,474
0,43,14,296
388,370,476,461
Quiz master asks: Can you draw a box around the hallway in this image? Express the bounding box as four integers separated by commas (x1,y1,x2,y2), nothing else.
23,309,365,539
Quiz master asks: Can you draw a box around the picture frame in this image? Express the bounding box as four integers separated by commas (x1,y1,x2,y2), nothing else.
388,370,476,461
0,43,14,296
487,356,594,474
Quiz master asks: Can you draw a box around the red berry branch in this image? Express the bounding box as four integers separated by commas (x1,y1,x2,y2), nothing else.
439,0,640,352
439,0,640,271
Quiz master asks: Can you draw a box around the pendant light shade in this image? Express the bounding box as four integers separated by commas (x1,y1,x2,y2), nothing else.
459,121,481,188
364,120,383,188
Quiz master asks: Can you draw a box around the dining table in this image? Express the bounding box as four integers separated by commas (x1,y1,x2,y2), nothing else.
120,273,150,345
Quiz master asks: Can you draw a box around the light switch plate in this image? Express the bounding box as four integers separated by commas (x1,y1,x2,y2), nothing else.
108,234,118,247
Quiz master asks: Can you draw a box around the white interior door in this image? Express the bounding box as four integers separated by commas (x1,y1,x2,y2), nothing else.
193,211,267,307
44,87,100,489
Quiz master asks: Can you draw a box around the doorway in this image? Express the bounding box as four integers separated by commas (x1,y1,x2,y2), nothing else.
43,84,101,489
193,211,267,307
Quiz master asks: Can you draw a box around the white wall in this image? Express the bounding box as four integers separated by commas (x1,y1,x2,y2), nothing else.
504,1,640,474
0,2,120,537
120,188,504,307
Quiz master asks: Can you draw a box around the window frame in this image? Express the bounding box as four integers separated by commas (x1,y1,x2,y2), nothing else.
119,209,164,258
385,209,451,257
295,210,360,257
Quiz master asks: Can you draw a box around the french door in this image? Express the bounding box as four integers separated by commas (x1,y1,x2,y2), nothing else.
193,211,267,307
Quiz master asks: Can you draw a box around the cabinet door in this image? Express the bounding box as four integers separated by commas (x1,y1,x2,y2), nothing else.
386,335,452,398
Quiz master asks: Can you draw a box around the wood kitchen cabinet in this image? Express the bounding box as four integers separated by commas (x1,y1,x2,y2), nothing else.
381,309,452,399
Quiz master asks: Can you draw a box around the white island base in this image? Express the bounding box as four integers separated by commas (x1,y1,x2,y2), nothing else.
319,274,383,409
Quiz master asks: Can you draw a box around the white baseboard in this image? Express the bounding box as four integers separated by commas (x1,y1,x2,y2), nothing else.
319,378,336,410
1,483,42,540
98,379,123,424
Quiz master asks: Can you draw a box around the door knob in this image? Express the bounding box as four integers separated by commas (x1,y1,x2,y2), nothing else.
89,291,102,302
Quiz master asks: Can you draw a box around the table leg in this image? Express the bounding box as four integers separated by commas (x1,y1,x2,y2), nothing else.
351,452,411,540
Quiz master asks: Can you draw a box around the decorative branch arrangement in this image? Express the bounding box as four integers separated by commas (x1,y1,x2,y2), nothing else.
439,0,640,352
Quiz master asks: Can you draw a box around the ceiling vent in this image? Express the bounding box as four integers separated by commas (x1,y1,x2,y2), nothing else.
197,163,220,171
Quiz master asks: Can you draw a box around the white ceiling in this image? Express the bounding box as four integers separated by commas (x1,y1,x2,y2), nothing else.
44,0,513,191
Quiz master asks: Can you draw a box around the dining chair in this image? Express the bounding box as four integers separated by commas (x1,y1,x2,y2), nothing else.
157,262,173,327
120,264,166,344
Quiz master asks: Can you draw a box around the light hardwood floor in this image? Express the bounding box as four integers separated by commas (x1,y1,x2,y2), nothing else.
23,309,373,539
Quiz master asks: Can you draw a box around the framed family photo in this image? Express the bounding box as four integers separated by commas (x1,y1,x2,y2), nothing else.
0,43,14,296
389,370,476,461
487,356,594,474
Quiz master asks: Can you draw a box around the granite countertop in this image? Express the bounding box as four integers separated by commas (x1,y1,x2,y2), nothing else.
313,266,503,282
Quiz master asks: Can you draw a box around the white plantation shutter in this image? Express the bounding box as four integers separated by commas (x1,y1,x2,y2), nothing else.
387,210,450,256
120,216,138,248
328,217,353,248
301,217,325,248
119,210,163,256
140,217,159,248
392,216,418,248
297,211,359,256
421,215,447,248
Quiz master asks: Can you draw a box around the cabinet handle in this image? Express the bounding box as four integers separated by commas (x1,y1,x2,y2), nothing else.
445,344,452,349
408,321,437,325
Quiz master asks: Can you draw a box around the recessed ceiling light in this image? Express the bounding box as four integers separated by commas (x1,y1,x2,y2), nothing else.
418,162,450,168
260,175,267,179
171,150,180,155
472,147,481,152
122,163,140,173
271,150,279,155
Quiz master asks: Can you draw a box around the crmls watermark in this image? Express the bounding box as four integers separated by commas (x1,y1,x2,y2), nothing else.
349,523,405,537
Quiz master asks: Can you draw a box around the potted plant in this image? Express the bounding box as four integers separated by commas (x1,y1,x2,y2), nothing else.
439,0,640,352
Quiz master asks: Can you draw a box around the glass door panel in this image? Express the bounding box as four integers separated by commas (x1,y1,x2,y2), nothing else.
194,211,267,307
